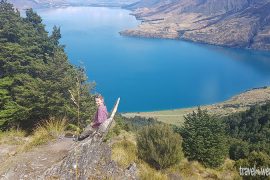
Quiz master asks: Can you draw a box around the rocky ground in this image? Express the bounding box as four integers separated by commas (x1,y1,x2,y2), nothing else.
121,0,270,51
0,137,73,180
0,135,137,180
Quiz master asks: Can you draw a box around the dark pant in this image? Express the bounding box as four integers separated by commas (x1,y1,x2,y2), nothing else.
77,124,97,141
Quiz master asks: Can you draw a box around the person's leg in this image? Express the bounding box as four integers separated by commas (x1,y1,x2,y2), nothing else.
77,124,95,141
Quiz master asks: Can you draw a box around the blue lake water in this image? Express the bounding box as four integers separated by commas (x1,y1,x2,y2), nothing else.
37,6,270,112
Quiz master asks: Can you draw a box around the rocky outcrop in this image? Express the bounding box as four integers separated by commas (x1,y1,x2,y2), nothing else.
42,134,137,180
122,0,270,51
0,98,128,180
41,98,131,180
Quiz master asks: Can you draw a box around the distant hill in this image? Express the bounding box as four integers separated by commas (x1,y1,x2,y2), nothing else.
121,0,270,51
8,0,138,9
8,0,66,9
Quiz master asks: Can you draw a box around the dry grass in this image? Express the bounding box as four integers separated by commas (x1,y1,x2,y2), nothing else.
40,117,67,137
166,158,241,180
0,129,26,145
22,117,67,151
138,160,168,180
111,132,137,168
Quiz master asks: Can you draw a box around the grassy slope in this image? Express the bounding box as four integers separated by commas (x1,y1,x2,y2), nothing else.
110,130,241,180
123,87,270,126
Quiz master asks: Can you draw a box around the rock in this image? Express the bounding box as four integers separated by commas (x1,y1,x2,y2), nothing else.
8,151,17,157
42,132,137,179
125,163,137,179
1,99,128,179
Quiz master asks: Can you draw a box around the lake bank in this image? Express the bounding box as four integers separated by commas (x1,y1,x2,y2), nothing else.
122,87,270,126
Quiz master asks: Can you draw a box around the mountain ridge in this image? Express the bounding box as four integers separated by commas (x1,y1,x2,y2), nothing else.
121,0,270,51
8,0,138,9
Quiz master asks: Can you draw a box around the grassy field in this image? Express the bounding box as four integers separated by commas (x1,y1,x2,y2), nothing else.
123,87,270,126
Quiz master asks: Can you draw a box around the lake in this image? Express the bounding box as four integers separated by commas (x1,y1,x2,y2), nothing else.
38,7,270,112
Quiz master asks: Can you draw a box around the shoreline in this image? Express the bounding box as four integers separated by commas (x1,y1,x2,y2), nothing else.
122,86,270,126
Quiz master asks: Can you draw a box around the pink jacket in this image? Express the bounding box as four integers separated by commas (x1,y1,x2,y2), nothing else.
92,104,108,128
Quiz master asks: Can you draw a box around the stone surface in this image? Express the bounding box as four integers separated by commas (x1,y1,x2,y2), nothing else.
42,134,137,180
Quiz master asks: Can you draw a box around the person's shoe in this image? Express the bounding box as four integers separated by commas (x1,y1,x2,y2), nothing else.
72,135,78,142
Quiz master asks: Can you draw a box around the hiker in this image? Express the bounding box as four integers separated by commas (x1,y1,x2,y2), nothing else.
77,94,108,141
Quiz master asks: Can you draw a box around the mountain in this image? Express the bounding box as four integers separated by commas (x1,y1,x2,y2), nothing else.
8,0,138,9
8,0,68,9
121,0,270,51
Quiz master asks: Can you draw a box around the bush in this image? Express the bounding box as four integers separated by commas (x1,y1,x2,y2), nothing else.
229,139,249,160
181,108,227,168
137,124,183,170
247,151,270,167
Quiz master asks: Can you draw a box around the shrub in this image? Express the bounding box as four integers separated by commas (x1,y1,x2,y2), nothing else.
137,124,183,170
229,139,249,160
181,108,227,168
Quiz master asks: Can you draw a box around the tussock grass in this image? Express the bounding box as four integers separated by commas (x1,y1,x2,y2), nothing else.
166,158,240,180
22,117,67,151
40,117,67,137
111,138,137,168
138,161,168,180
0,129,26,145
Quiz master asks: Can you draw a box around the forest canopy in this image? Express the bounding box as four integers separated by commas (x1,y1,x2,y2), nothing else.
0,0,96,130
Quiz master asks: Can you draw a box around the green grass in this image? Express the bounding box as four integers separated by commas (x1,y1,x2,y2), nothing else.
122,108,193,127
123,87,270,127
0,120,5,126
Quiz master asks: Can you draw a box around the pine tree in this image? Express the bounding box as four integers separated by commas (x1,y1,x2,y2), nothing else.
181,107,228,168
0,1,96,130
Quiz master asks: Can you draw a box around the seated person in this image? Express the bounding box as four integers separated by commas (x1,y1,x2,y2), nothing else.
77,94,108,141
